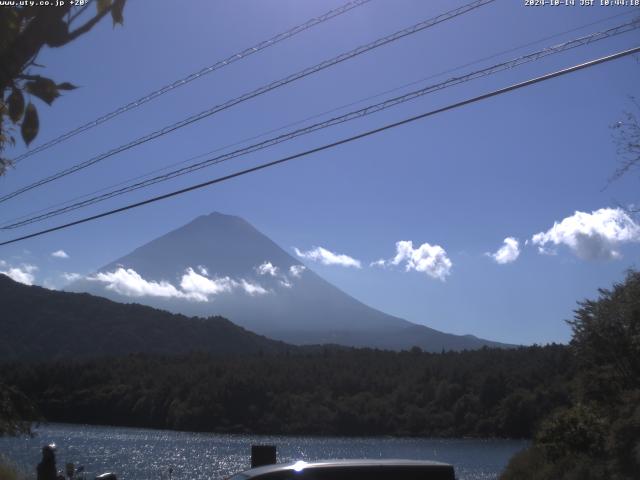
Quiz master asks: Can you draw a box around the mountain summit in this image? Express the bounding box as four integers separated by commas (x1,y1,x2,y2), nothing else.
71,212,511,351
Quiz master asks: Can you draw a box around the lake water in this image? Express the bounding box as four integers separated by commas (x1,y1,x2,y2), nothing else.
0,423,527,480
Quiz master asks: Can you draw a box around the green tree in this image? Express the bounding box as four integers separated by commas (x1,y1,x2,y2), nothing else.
0,382,37,437
0,0,127,175
568,270,640,395
501,270,640,479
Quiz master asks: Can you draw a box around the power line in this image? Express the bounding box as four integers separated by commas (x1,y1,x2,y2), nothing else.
1,45,637,247
0,0,495,205
5,19,637,229
4,19,638,230
11,0,373,164
4,9,633,230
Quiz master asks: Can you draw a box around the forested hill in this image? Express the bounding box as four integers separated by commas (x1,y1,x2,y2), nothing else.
0,274,292,361
1,345,573,438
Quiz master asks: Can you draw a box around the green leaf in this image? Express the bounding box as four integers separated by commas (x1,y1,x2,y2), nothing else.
21,103,39,146
57,82,78,91
111,0,126,26
97,0,112,15
25,77,60,105
8,88,25,123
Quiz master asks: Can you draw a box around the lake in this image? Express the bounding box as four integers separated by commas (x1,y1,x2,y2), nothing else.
0,423,527,480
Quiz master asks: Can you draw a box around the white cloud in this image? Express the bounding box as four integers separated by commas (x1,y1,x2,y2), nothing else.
531,208,640,260
386,240,452,281
256,262,302,289
0,264,37,285
370,259,387,268
88,266,270,302
62,272,82,282
256,261,279,277
51,250,69,259
239,279,268,296
294,246,361,268
179,268,235,301
197,265,209,276
88,268,192,300
488,237,520,264
289,265,306,278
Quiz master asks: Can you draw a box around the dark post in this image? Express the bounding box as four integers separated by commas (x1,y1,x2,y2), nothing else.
251,445,277,468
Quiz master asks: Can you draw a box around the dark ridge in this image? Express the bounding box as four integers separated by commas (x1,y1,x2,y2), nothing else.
0,274,293,362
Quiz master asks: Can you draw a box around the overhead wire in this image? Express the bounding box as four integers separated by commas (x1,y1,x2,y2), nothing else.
3,8,633,230
1,44,638,247
3,18,638,230
0,0,496,204
11,0,373,164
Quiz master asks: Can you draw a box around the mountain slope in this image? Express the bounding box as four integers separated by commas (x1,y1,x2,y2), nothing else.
71,212,512,351
0,274,291,362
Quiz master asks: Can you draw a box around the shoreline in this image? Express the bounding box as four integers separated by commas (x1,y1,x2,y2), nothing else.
26,420,534,442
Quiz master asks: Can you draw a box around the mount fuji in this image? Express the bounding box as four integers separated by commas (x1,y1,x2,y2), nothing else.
70,212,512,351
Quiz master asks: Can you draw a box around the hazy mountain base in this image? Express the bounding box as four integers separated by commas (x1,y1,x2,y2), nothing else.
2,345,572,439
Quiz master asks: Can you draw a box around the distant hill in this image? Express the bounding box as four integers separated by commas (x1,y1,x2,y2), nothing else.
0,274,291,362
70,212,513,352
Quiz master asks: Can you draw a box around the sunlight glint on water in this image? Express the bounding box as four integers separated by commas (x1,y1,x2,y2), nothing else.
0,423,528,480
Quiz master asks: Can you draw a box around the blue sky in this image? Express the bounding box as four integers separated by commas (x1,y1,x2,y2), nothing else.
1,0,639,345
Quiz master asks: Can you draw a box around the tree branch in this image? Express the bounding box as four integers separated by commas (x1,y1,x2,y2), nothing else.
16,73,45,81
68,0,95,27
64,4,112,44
0,7,70,91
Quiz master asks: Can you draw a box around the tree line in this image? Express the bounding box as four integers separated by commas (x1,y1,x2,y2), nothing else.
1,343,573,439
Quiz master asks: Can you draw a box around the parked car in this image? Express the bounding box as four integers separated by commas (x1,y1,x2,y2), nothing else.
227,459,455,480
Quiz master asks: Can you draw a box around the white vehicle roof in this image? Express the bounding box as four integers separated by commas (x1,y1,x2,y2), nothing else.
228,459,455,480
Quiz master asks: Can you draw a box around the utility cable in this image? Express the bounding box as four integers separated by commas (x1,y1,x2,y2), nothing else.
0,0,495,204
1,45,637,247
3,8,632,229
11,0,373,164
3,19,638,230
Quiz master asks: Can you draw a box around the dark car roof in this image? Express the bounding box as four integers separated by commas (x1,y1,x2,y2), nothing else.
228,459,455,480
